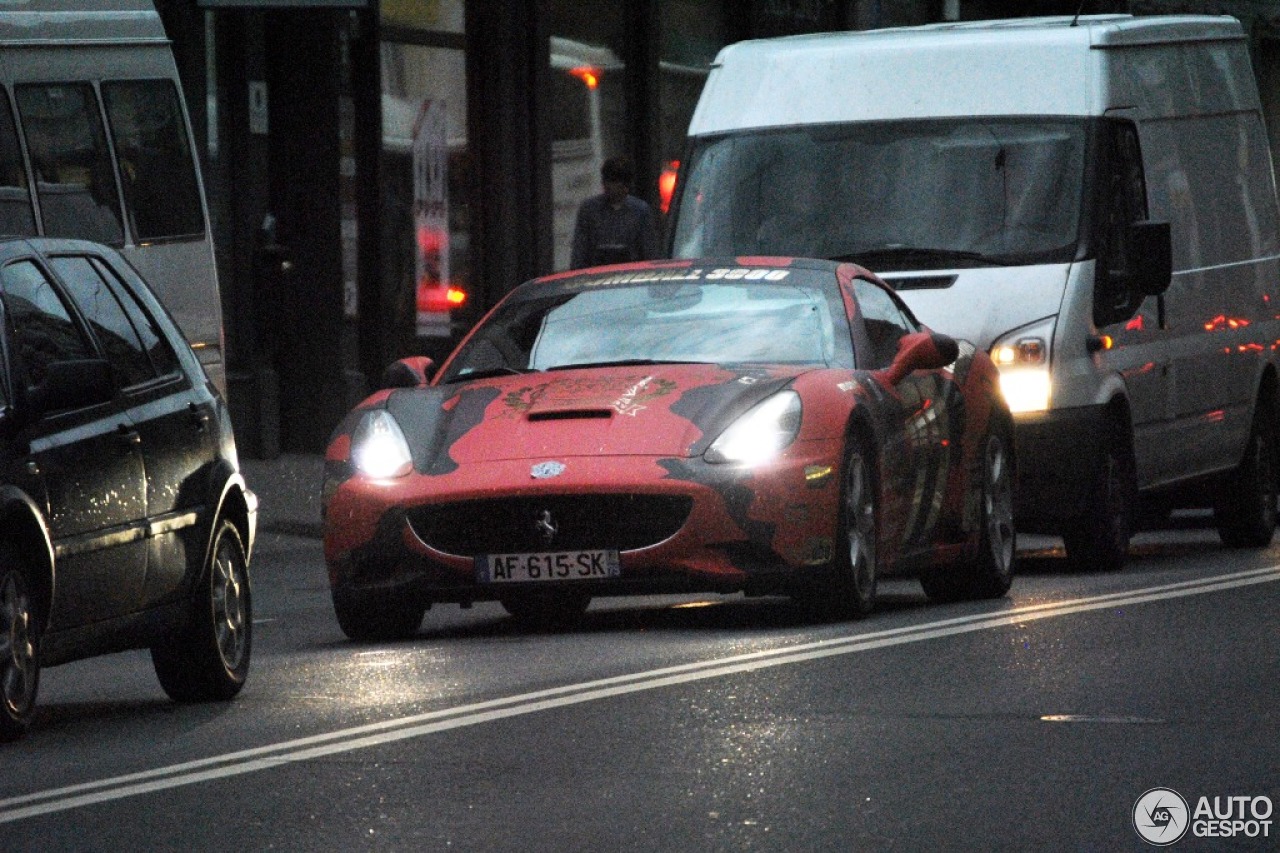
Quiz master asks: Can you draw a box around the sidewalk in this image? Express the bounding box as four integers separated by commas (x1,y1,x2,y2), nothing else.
240,453,326,538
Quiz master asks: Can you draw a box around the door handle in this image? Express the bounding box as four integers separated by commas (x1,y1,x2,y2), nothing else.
188,402,211,431
115,424,141,448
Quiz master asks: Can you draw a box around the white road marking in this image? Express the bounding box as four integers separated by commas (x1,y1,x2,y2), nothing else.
3,565,1278,823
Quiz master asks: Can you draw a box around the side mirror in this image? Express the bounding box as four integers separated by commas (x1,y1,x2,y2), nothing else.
882,331,959,385
380,356,435,389
1127,220,1172,297
27,358,114,416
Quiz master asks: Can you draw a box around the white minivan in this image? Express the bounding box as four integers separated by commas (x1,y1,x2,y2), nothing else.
0,1,224,392
670,15,1280,569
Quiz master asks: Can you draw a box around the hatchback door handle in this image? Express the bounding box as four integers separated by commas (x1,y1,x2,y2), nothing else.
115,424,141,447
188,403,210,430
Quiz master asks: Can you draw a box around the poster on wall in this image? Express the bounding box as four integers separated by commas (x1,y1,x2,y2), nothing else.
413,98,451,337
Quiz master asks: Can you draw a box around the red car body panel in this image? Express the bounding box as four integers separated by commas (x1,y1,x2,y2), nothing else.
322,258,1009,610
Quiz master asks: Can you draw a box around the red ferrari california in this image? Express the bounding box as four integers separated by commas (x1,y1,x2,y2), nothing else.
322,258,1015,637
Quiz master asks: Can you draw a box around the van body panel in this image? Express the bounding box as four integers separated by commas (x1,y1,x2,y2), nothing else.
674,14,1280,535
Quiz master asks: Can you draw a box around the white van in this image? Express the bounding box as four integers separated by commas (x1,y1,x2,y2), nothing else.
670,15,1280,569
0,1,224,392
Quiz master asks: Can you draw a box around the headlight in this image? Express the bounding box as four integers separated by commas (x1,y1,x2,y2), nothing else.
705,391,802,465
350,409,413,478
991,318,1054,414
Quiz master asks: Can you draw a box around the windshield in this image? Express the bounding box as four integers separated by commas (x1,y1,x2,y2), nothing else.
671,118,1088,271
440,269,853,382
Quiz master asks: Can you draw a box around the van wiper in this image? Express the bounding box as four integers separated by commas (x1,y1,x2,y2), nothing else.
830,245,1003,270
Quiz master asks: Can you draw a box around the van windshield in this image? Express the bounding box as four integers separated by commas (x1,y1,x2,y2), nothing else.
671,118,1087,271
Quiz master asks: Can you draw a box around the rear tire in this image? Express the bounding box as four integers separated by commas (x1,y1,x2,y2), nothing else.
1215,400,1278,548
1062,428,1133,572
152,520,252,702
921,429,1015,602
0,551,39,741
332,587,425,642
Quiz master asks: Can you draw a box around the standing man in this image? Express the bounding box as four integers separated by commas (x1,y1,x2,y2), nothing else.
570,156,657,268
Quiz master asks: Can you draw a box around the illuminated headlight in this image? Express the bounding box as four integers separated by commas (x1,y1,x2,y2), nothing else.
351,409,413,478
991,319,1054,414
706,391,802,465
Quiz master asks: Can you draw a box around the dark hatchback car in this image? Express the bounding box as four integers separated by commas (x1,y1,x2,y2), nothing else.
0,237,256,740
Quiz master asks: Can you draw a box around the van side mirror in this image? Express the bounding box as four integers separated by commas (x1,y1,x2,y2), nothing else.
381,356,435,389
1127,220,1172,297
26,358,114,417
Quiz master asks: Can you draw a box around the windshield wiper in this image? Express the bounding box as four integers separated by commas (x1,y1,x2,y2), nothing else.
546,358,711,372
830,245,1003,269
446,365,538,383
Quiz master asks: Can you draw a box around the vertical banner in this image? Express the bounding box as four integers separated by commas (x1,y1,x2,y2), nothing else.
413,99,450,334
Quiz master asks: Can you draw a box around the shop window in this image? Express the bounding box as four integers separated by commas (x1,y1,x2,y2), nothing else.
380,40,471,352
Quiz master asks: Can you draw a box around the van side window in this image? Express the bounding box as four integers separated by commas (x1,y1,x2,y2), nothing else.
16,83,125,246
1094,120,1149,327
0,259,94,388
853,278,918,368
0,94,35,236
49,255,175,388
102,80,205,240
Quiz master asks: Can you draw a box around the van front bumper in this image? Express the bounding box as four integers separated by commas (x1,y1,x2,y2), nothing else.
1013,405,1110,532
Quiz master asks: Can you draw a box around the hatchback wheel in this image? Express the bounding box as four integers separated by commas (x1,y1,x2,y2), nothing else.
152,520,252,702
0,553,39,741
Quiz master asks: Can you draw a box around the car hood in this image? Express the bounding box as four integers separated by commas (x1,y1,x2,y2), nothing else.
385,363,807,471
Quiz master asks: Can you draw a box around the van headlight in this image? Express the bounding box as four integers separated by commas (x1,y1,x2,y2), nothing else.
706,391,802,465
351,409,414,478
991,318,1054,414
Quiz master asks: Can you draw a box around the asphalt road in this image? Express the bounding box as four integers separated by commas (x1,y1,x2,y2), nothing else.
2,525,1278,851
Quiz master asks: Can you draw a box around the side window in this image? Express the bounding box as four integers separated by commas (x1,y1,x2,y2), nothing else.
852,278,917,368
48,255,158,388
0,93,36,236
102,80,205,240
0,259,94,387
16,83,124,246
1094,120,1149,327
91,256,181,378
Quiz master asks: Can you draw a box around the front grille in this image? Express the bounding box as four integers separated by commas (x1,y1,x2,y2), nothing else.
407,494,693,556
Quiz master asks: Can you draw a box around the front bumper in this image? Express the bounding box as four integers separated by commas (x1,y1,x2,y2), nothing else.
1013,404,1110,531
324,444,844,606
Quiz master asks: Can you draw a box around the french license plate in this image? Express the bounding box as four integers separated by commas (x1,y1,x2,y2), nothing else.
476,550,621,584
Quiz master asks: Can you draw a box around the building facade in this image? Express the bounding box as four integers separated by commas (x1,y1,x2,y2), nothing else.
158,0,1280,456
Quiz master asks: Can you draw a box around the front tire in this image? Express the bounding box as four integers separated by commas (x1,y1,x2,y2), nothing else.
921,429,1015,602
152,520,252,702
1062,428,1133,572
796,439,879,618
0,552,39,741
1215,400,1278,548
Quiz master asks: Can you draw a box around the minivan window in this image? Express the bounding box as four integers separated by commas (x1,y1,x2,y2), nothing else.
0,94,35,236
672,119,1088,270
102,80,205,241
16,83,124,246
0,259,94,386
